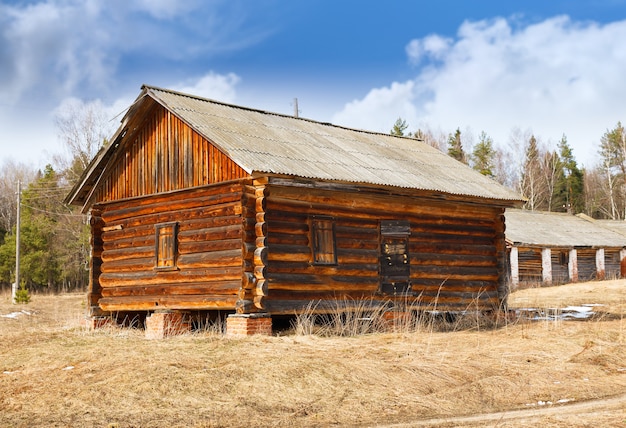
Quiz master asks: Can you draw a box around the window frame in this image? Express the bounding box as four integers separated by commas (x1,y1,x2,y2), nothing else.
311,216,337,266
154,222,179,271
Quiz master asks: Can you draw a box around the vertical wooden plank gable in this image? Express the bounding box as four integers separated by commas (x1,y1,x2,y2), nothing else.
94,104,249,204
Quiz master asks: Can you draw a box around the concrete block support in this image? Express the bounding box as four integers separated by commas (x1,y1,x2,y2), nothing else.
145,311,191,339
226,313,272,336
541,248,552,285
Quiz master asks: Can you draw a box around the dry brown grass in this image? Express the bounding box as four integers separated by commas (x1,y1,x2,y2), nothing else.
1,281,625,427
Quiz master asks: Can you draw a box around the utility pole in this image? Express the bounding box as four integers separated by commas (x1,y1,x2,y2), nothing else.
293,98,299,118
12,181,21,304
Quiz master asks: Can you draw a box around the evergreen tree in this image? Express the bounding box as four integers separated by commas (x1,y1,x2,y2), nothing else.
471,131,496,177
447,128,466,163
554,135,584,213
390,117,408,136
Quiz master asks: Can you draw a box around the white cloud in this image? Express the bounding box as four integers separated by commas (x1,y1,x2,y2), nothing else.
332,82,417,132
173,72,241,103
0,0,262,104
406,34,453,64
334,16,626,166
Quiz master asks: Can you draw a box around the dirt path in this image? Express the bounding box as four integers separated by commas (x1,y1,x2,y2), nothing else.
384,393,626,427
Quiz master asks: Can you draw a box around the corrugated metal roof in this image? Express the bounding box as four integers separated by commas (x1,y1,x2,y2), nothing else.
505,209,626,247
588,218,626,239
148,86,524,203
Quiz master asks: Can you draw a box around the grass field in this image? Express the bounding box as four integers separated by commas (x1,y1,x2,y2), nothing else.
1,280,625,427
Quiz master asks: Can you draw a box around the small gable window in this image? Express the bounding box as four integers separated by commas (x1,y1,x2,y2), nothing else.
155,222,178,270
312,216,337,265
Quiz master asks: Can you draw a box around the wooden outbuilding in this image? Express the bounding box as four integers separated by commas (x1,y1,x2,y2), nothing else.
505,209,626,288
66,85,524,334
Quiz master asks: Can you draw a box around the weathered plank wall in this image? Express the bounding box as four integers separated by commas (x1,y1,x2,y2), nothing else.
261,184,504,314
550,250,570,285
517,247,543,284
94,105,248,204
577,248,597,281
94,182,246,311
605,249,621,279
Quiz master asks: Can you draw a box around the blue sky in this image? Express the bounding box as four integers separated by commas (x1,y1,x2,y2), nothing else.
1,0,626,171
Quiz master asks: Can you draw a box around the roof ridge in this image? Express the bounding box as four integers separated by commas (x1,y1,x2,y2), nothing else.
141,84,424,143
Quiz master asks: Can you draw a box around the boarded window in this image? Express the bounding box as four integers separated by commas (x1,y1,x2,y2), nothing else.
312,217,337,265
155,222,178,270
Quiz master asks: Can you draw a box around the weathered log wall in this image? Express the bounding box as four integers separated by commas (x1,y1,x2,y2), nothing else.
551,250,570,285
605,249,621,279
515,247,543,284
577,248,597,282
94,105,248,204
261,184,505,314
94,182,247,311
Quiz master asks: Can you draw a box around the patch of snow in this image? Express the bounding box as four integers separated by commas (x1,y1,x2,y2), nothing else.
556,398,574,404
3,371,15,375
0,310,32,319
62,366,74,371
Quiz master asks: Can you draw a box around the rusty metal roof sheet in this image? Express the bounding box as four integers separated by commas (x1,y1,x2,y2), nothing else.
147,86,523,203
505,209,626,247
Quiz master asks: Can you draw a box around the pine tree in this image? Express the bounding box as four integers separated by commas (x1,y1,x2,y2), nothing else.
554,135,584,213
471,131,496,177
390,118,409,137
447,128,466,163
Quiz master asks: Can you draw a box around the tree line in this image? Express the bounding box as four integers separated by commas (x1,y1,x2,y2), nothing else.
391,118,626,217
0,103,111,294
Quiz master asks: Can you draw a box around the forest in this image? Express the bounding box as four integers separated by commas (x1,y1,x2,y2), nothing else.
0,107,625,293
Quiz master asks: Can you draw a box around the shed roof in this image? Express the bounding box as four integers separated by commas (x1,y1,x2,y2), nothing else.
591,218,626,238
67,85,524,207
505,209,626,248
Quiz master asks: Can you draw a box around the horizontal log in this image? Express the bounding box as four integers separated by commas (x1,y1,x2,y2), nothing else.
102,203,242,238
410,232,494,247
410,254,497,267
98,294,238,311
101,257,154,273
179,224,242,242
100,280,241,297
100,266,242,287
102,246,154,262
178,238,242,255
409,243,495,256
267,190,498,222
335,238,379,251
266,232,309,246
103,234,154,251
265,219,309,235
180,214,242,231
266,244,311,262
177,250,242,269
266,275,378,292
101,184,244,222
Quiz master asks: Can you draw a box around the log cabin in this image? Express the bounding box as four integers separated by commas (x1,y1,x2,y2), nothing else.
505,209,626,288
66,85,524,334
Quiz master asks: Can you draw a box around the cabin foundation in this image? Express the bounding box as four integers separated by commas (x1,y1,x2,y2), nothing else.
145,311,191,339
226,313,273,337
